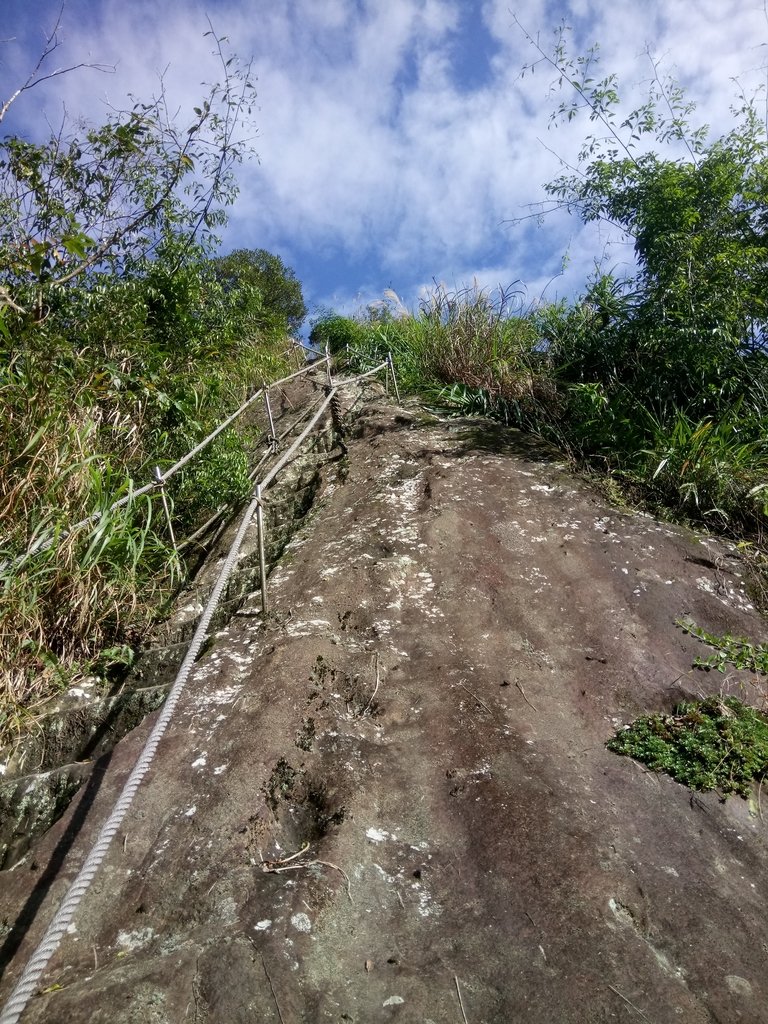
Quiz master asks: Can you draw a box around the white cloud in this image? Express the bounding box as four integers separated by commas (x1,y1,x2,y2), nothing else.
3,0,766,314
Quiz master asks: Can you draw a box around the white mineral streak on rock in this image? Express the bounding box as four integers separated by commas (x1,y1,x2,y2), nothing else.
285,618,335,638
192,685,242,712
366,827,390,843
226,649,252,668
291,912,312,933
178,602,204,618
726,976,753,996
116,927,155,951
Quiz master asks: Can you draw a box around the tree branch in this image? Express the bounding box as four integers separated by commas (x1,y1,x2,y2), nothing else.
0,4,113,125
513,14,641,170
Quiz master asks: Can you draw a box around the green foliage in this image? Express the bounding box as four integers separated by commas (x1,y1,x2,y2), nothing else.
0,33,295,742
212,249,307,334
309,313,370,356
430,382,498,419
607,696,768,797
170,429,253,532
320,283,556,425
676,619,768,675
0,250,290,739
609,621,768,796
313,37,768,544
0,465,177,740
527,26,768,419
511,27,768,536
634,408,768,527
0,31,257,311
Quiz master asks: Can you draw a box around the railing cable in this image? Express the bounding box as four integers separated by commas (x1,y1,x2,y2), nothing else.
5,359,329,569
0,357,393,1023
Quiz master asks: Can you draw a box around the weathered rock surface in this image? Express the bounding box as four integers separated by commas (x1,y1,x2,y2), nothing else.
0,373,336,869
1,388,767,1023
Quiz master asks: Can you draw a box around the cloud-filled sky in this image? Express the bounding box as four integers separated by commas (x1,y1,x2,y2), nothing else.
1,0,766,327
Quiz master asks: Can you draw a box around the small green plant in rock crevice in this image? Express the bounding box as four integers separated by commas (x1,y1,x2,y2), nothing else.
609,619,768,795
608,696,768,797
676,618,768,675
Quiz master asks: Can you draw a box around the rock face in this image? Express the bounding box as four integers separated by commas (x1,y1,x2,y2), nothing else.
1,386,767,1024
0,375,334,870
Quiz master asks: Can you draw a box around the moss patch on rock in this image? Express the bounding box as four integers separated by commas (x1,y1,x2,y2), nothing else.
608,696,768,797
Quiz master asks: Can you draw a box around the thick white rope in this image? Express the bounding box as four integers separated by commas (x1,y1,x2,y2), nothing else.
0,361,391,1023
0,485,263,1024
258,363,386,491
178,366,386,554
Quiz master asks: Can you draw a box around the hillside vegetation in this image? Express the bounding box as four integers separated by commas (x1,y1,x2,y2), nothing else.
3,25,768,744
0,34,304,740
313,33,768,549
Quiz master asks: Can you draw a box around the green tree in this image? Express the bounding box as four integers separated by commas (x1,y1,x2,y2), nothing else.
0,22,294,733
211,248,307,334
518,20,768,419
0,24,256,331
309,311,370,355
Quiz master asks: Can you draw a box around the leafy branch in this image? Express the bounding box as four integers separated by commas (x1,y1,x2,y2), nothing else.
514,16,711,233
676,618,768,674
514,15,641,169
0,20,258,313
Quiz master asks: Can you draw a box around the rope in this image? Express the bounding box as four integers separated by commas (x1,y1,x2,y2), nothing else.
260,388,338,489
6,359,330,568
177,389,331,554
0,485,264,1024
254,357,390,493
0,357,394,1022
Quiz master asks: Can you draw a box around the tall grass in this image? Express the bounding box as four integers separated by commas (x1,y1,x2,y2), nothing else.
635,406,768,530
1,490,174,740
316,283,768,542
325,282,558,424
0,306,289,746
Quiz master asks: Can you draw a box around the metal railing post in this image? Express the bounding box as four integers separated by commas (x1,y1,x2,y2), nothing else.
263,389,278,454
387,352,401,405
256,484,268,615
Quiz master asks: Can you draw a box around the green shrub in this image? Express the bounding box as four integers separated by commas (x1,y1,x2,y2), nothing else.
636,407,768,529
309,313,371,357
608,696,768,797
323,283,557,424
0,53,295,739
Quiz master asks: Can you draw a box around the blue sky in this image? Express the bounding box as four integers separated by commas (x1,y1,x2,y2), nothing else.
2,0,766,330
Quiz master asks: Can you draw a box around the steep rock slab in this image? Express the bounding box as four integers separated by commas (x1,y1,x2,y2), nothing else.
0,371,335,869
0,396,766,1024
